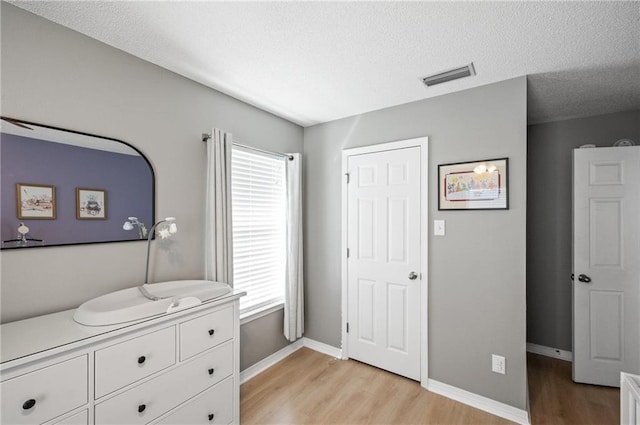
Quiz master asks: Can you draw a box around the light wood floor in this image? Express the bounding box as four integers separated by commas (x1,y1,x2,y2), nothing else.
240,348,620,424
527,353,618,424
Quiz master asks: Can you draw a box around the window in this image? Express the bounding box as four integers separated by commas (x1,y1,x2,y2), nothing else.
231,146,286,318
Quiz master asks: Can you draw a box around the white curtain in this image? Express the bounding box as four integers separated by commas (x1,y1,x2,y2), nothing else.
284,153,304,341
204,128,234,285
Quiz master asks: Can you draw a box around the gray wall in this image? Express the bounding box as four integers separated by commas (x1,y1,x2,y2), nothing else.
240,309,290,371
0,3,300,369
304,77,528,409
527,110,640,351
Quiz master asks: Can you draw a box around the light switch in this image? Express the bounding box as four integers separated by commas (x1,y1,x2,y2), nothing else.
434,220,445,236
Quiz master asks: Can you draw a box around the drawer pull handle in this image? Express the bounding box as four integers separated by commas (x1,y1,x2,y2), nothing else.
208,413,215,421
137,355,146,364
138,404,146,413
22,399,36,410
208,368,215,375
208,329,215,336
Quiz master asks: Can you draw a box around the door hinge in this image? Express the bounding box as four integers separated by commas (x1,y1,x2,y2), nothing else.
346,322,349,333
346,248,350,258
345,172,350,184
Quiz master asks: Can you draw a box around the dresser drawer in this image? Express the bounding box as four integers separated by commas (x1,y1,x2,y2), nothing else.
155,377,233,425
180,306,233,361
95,326,176,398
1,355,88,425
95,341,233,425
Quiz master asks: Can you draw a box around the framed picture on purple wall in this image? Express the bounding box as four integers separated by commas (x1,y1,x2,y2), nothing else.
16,183,56,219
76,188,107,219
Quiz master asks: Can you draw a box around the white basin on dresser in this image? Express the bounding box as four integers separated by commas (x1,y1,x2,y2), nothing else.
0,289,244,425
73,280,232,326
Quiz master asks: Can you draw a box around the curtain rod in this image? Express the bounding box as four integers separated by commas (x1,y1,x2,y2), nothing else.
202,133,293,161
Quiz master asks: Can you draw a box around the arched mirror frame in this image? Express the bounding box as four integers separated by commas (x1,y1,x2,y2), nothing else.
1,116,156,249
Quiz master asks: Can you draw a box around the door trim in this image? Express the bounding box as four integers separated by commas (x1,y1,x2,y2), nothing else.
341,136,429,388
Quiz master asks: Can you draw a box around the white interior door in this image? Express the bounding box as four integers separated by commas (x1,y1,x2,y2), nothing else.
573,146,640,387
346,145,422,380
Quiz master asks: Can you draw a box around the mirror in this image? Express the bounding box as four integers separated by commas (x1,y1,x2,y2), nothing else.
0,117,155,249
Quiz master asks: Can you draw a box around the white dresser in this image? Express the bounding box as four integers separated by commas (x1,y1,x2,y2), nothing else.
0,291,244,425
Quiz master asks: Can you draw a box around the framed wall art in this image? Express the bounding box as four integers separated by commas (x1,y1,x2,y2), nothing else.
76,188,107,219
16,183,56,219
438,158,509,210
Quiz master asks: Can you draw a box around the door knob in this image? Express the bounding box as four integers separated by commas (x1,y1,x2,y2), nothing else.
577,274,592,283
408,272,418,280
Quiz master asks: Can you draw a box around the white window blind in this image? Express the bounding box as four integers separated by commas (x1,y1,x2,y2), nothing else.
231,146,286,317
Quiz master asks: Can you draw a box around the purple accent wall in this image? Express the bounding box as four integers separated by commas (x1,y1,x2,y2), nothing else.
1,133,154,247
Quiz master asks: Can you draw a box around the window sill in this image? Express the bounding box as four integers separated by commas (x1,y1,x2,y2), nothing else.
240,302,284,325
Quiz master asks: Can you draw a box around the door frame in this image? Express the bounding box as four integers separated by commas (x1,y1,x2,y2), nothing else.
341,136,429,388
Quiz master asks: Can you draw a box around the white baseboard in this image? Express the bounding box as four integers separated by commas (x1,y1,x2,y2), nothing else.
302,337,342,358
527,342,572,362
240,339,304,384
427,379,530,425
240,337,342,384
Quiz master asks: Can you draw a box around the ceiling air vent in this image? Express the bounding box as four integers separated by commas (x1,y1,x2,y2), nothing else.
421,62,476,87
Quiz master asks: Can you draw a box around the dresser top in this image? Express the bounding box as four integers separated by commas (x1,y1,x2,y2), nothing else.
1,290,244,367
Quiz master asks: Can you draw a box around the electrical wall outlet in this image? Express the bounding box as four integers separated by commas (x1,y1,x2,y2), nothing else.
492,354,506,374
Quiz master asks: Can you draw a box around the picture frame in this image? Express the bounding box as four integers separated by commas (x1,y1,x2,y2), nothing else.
16,183,56,219
76,188,107,219
438,158,509,210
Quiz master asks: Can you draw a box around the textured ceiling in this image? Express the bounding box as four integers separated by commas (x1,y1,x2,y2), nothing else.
9,1,640,127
